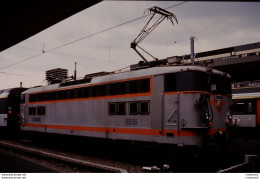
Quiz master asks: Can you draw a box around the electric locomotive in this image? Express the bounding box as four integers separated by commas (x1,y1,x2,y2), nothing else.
20,65,232,147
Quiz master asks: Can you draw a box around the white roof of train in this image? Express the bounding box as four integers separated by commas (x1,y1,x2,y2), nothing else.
232,92,260,99
23,65,230,94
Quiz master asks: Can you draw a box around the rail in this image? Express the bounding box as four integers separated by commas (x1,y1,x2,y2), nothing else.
0,141,128,173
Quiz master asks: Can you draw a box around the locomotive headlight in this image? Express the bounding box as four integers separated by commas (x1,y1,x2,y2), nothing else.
226,112,232,125
205,112,212,126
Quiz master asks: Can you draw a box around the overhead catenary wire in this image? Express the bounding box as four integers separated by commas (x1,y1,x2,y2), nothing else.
0,1,189,71
13,45,128,66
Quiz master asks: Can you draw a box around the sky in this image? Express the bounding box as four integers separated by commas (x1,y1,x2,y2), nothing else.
0,1,260,89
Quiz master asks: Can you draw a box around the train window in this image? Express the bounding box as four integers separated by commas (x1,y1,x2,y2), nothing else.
210,74,231,95
99,85,107,96
117,103,126,115
129,80,138,94
129,102,138,115
108,83,117,95
232,100,256,114
248,102,253,113
76,88,83,98
29,107,36,115
108,103,117,115
92,85,107,97
57,90,68,100
38,93,46,102
92,86,98,97
108,82,127,95
139,101,150,115
164,73,177,92
176,71,208,92
83,87,90,98
138,79,150,93
232,100,245,114
68,89,76,99
117,82,127,95
47,91,56,101
37,106,46,115
29,94,37,102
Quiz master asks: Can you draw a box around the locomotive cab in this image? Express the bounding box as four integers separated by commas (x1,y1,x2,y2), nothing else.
163,69,232,146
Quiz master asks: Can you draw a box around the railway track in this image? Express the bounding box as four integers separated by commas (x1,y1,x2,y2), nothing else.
1,134,260,173
0,139,132,173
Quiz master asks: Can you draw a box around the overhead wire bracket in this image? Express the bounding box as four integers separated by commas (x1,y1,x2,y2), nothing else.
130,6,178,63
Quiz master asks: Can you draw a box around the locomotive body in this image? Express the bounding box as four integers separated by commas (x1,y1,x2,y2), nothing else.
21,66,232,147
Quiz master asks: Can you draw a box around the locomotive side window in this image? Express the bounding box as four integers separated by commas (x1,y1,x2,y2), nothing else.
108,102,126,115
108,83,118,95
29,107,36,115
164,73,176,92
140,101,150,115
117,103,126,115
83,87,90,98
29,77,151,103
37,106,46,115
92,85,107,97
118,82,127,95
47,91,56,101
29,94,37,102
138,79,150,93
38,93,46,102
129,102,138,115
68,89,76,99
57,90,68,100
129,80,138,94
76,88,84,98
108,103,117,115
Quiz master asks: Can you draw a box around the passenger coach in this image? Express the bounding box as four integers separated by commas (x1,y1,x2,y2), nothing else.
21,66,232,147
0,87,28,131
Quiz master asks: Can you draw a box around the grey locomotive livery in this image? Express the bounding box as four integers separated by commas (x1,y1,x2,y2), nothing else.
21,66,232,147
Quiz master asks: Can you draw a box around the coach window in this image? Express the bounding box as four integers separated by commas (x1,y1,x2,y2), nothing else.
140,101,150,115
108,103,116,115
129,102,138,115
233,100,246,114
117,103,126,115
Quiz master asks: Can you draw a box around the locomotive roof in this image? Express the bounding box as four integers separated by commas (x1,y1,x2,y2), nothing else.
23,65,230,94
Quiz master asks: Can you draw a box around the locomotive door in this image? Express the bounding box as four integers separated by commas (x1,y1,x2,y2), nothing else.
162,92,179,135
